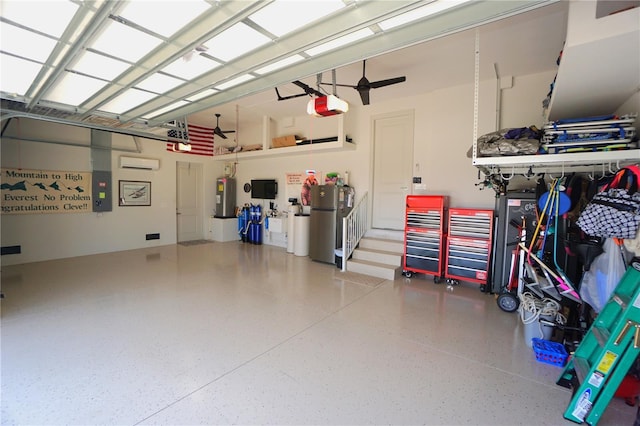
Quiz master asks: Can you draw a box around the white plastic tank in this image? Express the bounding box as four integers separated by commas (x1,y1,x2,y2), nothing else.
287,203,301,253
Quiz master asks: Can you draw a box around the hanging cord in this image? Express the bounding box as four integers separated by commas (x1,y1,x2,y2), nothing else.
519,292,567,338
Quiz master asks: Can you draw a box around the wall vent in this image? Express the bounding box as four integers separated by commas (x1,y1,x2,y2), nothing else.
1,245,21,255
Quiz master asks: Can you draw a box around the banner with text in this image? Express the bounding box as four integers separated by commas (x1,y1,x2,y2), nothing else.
1,168,92,214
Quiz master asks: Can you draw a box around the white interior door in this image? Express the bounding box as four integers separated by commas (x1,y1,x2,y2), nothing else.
176,161,203,242
372,111,414,230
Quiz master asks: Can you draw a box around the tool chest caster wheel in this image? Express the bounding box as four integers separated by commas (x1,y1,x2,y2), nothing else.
497,292,519,312
434,276,441,284
403,271,413,278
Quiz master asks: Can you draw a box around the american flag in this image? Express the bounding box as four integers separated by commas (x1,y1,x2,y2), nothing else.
166,122,215,156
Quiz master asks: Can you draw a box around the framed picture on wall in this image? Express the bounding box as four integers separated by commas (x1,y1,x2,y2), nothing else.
119,180,151,206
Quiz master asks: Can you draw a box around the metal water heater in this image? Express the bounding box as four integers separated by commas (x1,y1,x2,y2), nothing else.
215,177,236,218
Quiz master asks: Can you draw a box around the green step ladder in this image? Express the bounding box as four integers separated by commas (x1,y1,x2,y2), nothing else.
557,257,640,425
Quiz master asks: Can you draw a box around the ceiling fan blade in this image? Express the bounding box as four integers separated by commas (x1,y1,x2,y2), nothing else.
358,88,370,105
319,82,356,89
369,76,406,89
291,80,324,97
214,127,227,139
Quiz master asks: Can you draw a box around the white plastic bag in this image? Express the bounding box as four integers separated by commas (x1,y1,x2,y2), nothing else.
579,238,626,312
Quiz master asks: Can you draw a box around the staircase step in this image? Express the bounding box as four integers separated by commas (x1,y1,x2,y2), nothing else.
365,229,404,241
358,237,404,254
347,258,401,281
352,247,402,267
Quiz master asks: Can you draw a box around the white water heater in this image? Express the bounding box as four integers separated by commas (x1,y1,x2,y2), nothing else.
215,177,236,218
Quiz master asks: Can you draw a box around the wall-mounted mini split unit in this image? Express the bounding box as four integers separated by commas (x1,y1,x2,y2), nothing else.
119,156,160,170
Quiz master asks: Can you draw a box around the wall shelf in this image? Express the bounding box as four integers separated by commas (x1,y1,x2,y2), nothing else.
212,113,355,161
212,138,356,161
473,149,640,175
473,3,640,176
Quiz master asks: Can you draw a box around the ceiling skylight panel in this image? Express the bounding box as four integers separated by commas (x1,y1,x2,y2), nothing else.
255,55,305,75
1,24,58,63
135,73,184,94
378,0,472,30
0,53,42,96
214,74,255,91
98,88,158,115
248,0,345,37
185,89,218,102
68,51,130,81
43,71,107,106
203,23,271,62
0,0,78,38
117,1,210,38
144,100,190,119
89,20,162,63
305,28,374,57
162,54,221,80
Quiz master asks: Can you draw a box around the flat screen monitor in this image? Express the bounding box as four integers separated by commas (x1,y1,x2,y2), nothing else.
251,179,277,199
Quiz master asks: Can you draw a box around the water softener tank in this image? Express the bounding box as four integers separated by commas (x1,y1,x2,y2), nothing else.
254,205,263,245
287,202,301,253
241,207,250,242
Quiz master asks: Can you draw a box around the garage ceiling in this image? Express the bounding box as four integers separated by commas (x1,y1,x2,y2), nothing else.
0,0,563,140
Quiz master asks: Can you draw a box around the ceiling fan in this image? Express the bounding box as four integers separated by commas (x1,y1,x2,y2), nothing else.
321,60,406,105
213,113,235,139
275,80,325,101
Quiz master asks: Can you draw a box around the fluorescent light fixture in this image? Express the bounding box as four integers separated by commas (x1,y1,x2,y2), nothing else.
117,1,210,38
307,95,349,117
43,71,107,105
162,54,220,80
214,74,255,91
249,0,344,37
144,100,190,119
98,88,158,114
135,73,184,94
0,53,42,96
203,22,271,62
89,20,162,63
305,28,374,57
0,0,78,38
1,24,58,63
255,55,305,75
185,89,218,102
378,0,472,30
69,51,130,81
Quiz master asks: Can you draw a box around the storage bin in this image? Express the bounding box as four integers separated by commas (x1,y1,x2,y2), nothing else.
532,338,568,367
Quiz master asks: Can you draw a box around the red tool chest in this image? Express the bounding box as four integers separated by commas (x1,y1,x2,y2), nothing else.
444,208,494,291
402,195,448,282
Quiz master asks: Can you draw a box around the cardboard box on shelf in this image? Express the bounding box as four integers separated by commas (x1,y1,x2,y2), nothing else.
272,135,303,148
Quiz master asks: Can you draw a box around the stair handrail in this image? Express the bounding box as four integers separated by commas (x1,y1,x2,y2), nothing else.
341,191,368,272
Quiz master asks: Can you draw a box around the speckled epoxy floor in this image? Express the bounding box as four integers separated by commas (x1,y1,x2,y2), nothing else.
1,242,636,425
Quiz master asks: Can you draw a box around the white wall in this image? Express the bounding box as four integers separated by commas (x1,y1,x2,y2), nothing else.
1,69,555,265
1,120,223,266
